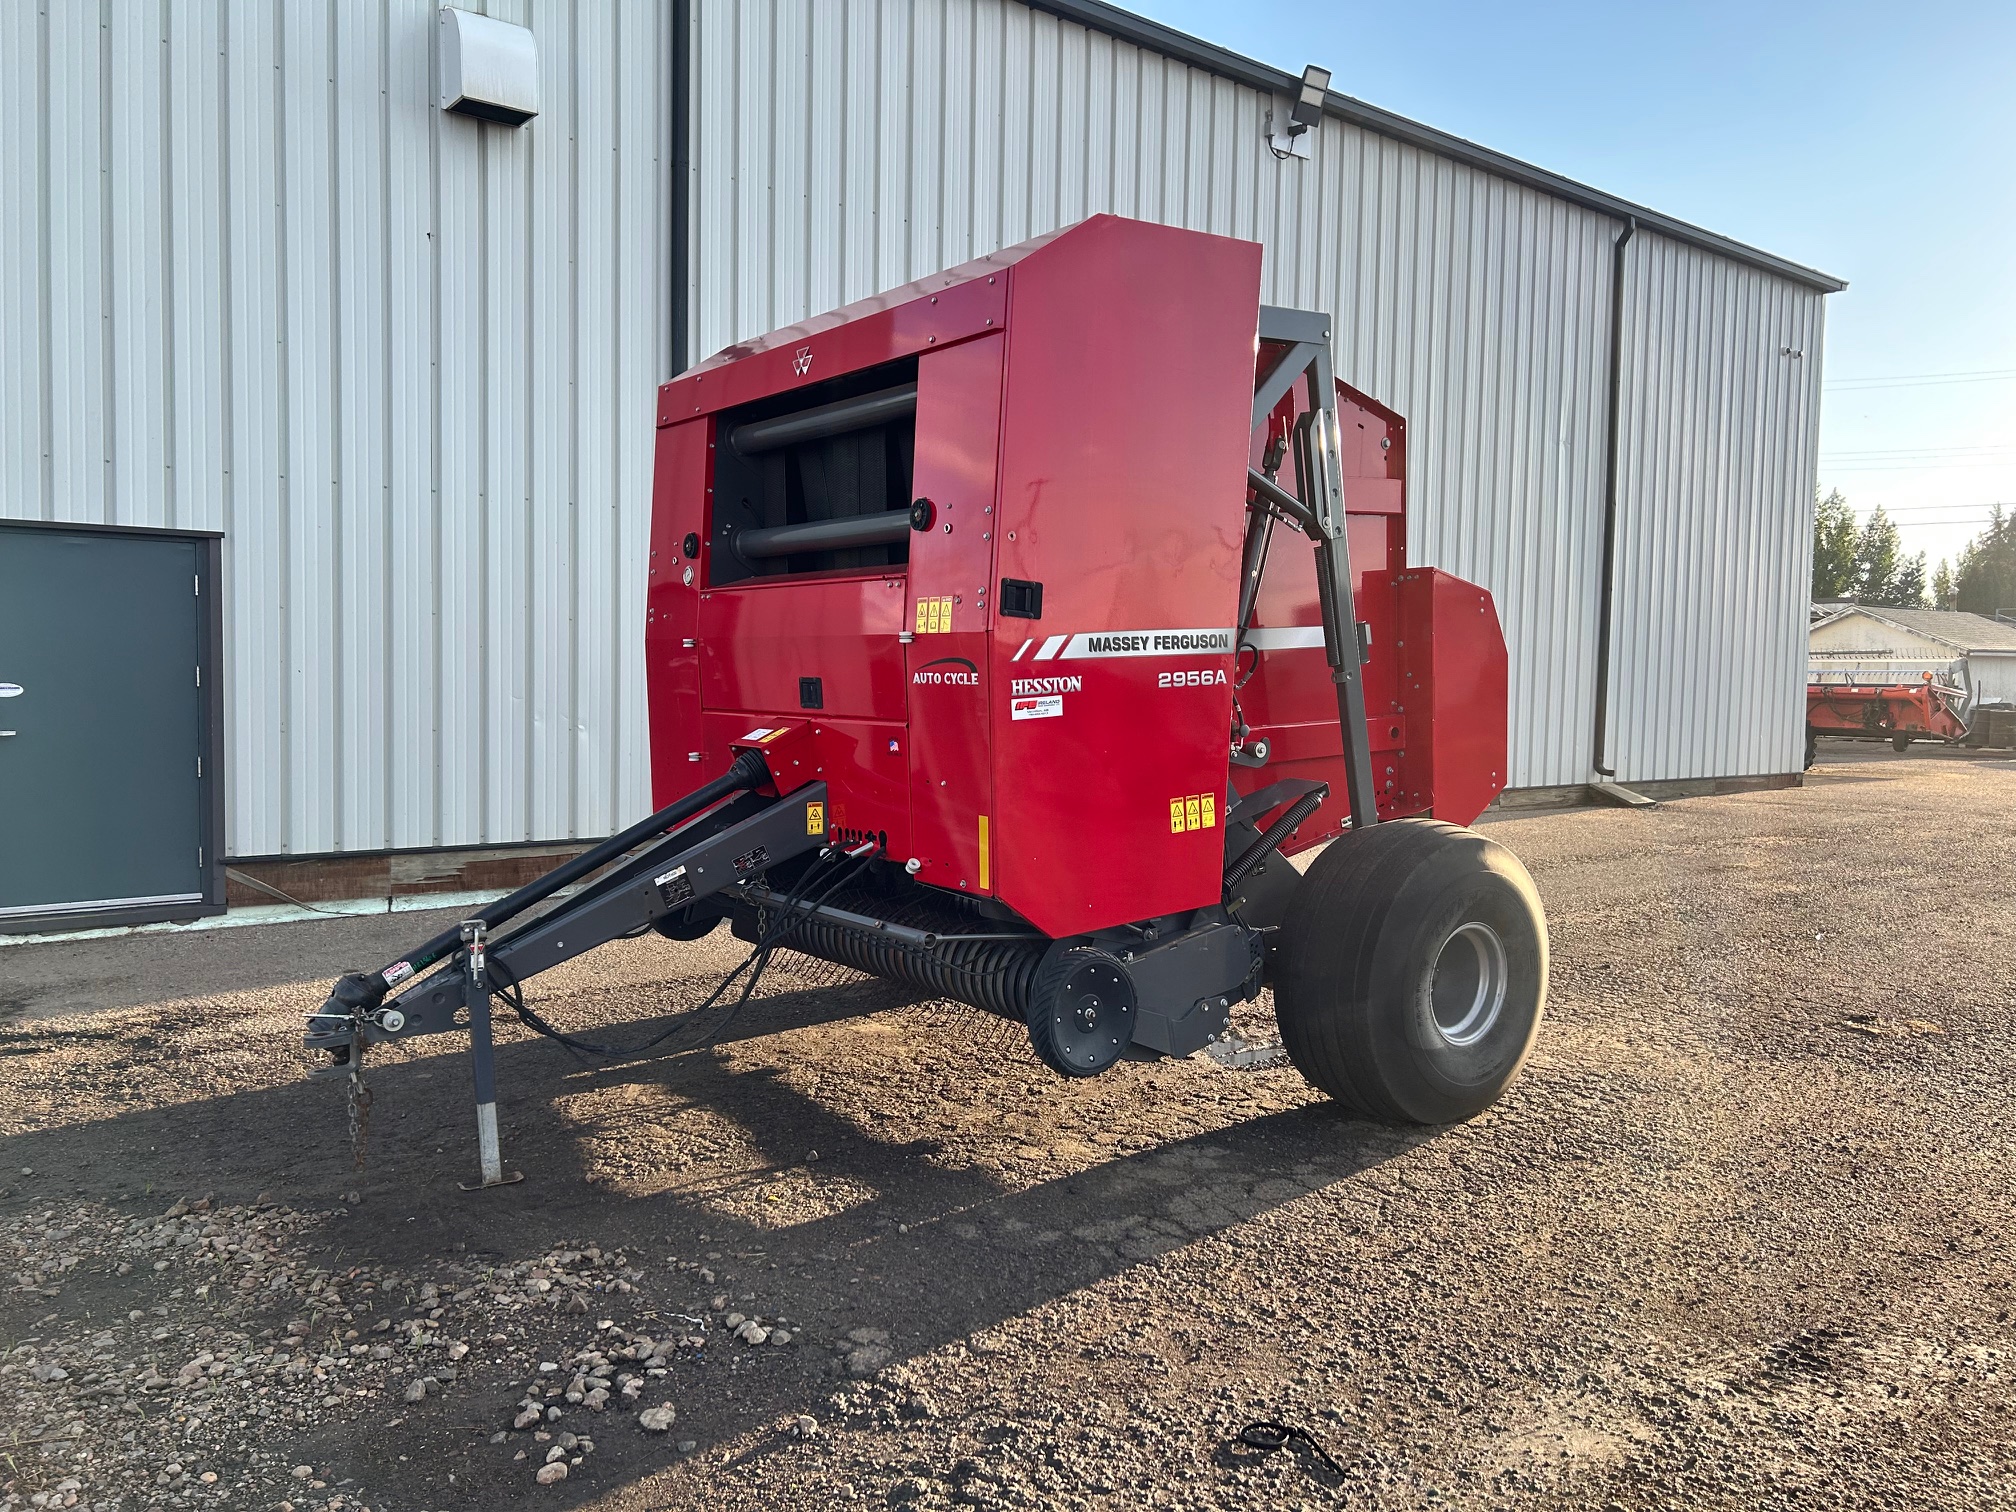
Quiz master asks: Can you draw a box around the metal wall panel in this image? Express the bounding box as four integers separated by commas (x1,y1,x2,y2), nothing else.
2,0,1830,866
1,0,674,857
687,0,1826,791
1608,231,1826,783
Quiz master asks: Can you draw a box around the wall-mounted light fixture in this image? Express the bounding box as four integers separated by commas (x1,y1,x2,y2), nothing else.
1289,65,1331,133
1266,64,1331,161
439,8,539,127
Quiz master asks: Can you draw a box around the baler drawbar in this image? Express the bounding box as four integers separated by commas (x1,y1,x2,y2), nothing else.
307,215,1549,1187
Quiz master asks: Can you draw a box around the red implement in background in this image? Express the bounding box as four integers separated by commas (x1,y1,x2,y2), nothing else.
1806,676,1968,759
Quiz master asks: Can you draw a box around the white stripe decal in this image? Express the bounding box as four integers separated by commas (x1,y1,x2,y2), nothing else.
1033,635,1068,661
1012,638,1035,661
1240,626,1328,652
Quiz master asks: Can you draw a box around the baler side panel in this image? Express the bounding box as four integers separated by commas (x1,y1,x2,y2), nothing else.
1394,568,1509,827
646,418,710,809
906,335,1008,896
989,218,1264,936
697,576,910,722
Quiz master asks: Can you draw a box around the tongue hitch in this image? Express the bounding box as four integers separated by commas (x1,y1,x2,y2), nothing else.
303,747,808,1185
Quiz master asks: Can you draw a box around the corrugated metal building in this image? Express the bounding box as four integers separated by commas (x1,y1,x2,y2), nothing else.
0,0,1841,864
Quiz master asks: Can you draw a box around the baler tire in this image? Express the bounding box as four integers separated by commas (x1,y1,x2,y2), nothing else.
1273,818,1547,1125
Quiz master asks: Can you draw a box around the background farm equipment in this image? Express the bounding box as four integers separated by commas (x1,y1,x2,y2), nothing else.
1805,673,1970,765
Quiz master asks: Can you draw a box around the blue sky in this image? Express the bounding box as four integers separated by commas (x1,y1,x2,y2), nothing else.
1130,0,2016,575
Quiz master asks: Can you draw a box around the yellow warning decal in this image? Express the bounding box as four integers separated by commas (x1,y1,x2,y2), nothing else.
806,801,825,835
978,814,991,889
1169,793,1219,833
914,595,954,633
1169,798,1186,834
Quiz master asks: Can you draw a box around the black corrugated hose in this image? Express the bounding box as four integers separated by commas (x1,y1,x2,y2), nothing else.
1239,1420,1345,1484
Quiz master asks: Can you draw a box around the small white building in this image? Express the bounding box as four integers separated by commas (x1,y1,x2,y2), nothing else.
1809,606,2016,707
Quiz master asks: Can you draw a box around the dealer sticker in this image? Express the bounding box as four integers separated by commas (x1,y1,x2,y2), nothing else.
654,863,695,909
1011,694,1063,721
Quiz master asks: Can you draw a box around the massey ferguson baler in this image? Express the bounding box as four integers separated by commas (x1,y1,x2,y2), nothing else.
308,215,1549,1187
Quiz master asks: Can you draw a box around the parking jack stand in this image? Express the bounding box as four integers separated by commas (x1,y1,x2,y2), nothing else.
459,919,524,1191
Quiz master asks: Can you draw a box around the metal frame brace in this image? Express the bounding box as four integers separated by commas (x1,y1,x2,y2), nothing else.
1244,306,1380,828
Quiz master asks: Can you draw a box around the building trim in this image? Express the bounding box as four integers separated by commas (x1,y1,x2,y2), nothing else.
670,0,694,373
1023,0,1847,293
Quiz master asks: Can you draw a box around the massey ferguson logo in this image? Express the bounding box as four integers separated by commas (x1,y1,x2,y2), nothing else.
791,345,813,376
912,655,978,688
1011,676,1082,697
1082,629,1233,655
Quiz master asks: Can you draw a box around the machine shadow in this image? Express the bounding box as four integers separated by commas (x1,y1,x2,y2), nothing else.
0,903,498,1019
0,974,1428,1505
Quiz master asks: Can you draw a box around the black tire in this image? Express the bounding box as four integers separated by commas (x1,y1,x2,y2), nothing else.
1891,734,1913,753
1804,731,1819,770
652,905,723,942
1026,944,1137,1077
1274,818,1547,1124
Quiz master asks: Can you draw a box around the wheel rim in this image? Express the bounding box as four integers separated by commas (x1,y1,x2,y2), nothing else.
1047,960,1134,1072
1429,920,1508,1047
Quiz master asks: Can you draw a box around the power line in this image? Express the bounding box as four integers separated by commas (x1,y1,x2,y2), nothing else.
1819,445,2016,460
1825,367,2016,391
1821,461,2016,473
1846,505,2007,516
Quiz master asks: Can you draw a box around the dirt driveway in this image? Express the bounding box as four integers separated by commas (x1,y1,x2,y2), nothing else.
4,745,2015,1511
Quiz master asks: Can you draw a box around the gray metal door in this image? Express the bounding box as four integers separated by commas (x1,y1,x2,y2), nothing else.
0,525,217,926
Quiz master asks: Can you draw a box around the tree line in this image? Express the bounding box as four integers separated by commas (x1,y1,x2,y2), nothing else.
1811,490,2016,614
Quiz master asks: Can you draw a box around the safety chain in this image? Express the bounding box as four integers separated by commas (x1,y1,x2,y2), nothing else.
346,1041,372,1171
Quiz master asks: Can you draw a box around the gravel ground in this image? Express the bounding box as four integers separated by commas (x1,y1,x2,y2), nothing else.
3,742,2015,1511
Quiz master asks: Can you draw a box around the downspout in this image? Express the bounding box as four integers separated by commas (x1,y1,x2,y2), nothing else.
668,0,693,375
1590,215,1636,778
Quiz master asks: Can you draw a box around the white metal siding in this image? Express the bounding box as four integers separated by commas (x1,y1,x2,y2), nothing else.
3,0,1830,866
1967,655,2016,706
687,0,1826,791
1608,231,1826,783
1807,617,1961,693
1809,618,1956,659
0,0,672,857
